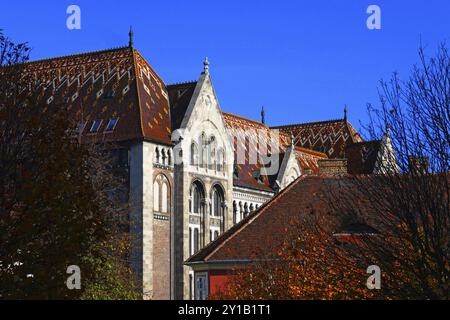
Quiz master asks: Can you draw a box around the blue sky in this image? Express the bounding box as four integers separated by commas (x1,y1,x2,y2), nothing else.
1,0,449,130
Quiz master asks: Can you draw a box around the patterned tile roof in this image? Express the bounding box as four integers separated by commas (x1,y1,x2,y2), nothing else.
18,47,172,145
271,119,363,158
222,112,326,191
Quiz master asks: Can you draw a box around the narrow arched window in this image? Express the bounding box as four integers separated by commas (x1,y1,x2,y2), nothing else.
155,147,160,164
154,174,170,213
191,142,198,166
161,182,168,213
153,181,160,211
194,228,199,253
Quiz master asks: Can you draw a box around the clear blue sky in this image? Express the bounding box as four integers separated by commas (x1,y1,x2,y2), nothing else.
1,0,449,129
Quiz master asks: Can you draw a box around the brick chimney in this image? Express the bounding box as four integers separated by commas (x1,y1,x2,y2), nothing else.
318,159,348,176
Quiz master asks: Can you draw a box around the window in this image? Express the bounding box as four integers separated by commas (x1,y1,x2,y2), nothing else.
89,119,102,133
161,183,168,213
217,149,225,172
214,231,219,240
195,273,208,300
105,118,119,132
189,228,192,256
193,228,199,253
154,174,170,213
190,183,204,214
153,182,160,211
190,143,198,166
211,186,224,217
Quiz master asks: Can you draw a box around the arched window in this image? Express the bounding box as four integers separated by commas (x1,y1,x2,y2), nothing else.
233,201,237,224
154,174,170,213
161,182,168,213
244,203,249,218
155,147,160,164
217,148,225,172
162,149,167,165
211,185,224,218
190,142,198,166
214,230,219,240
190,182,204,214
153,181,160,211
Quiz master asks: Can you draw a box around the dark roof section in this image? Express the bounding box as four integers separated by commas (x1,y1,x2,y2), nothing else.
223,112,290,192
346,140,381,174
271,119,363,158
167,81,197,131
18,47,173,145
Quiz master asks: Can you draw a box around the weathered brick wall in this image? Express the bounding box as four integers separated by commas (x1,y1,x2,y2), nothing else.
152,217,171,299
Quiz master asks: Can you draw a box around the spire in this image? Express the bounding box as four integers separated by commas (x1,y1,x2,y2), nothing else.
128,26,134,48
344,105,348,121
261,106,265,124
203,57,209,75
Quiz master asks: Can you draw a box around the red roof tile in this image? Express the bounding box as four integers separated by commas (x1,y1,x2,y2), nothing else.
185,175,373,264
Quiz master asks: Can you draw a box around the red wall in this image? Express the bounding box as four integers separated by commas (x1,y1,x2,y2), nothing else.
208,270,234,297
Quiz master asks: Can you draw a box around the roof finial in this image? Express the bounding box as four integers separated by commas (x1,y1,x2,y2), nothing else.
386,122,391,134
261,106,265,124
129,26,134,48
290,131,295,147
203,57,209,74
344,104,348,121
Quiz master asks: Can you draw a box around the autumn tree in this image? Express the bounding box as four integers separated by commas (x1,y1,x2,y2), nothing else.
333,43,449,299
0,30,139,299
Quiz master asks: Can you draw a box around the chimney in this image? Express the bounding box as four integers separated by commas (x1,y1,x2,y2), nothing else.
408,156,429,174
318,159,348,176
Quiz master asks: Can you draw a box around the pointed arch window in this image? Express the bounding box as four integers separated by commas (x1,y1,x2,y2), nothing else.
154,174,170,213
190,142,198,166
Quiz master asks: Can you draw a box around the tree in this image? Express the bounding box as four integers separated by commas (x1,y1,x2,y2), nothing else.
0,30,139,299
212,210,375,300
330,43,449,299
212,43,449,300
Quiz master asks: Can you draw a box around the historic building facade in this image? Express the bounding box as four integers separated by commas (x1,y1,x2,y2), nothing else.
18,38,393,299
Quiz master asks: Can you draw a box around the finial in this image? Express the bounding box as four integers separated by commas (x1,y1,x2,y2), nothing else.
290,131,295,147
344,105,348,121
261,106,265,124
203,57,209,74
386,122,391,134
129,26,134,48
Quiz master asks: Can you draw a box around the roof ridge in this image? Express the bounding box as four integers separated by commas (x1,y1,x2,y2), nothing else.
271,118,346,128
167,80,198,87
222,111,266,127
194,175,310,263
20,46,130,66
295,146,328,158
